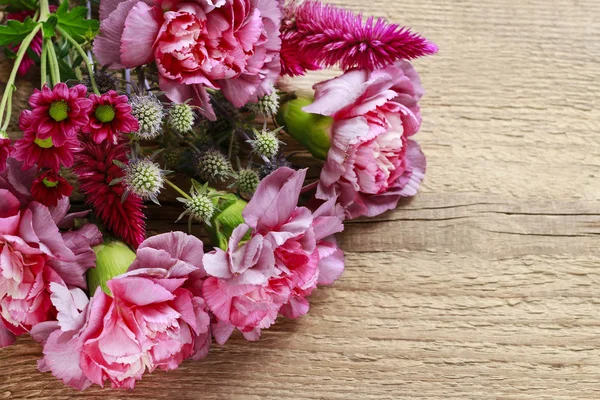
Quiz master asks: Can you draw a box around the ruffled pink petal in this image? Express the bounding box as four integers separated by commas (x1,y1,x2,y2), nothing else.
121,2,162,68
107,276,175,306
94,0,137,68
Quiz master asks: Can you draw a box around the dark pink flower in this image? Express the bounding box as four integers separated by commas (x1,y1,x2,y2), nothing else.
94,0,282,120
31,170,74,207
303,62,427,219
73,137,146,248
27,84,92,147
0,137,10,173
203,168,344,343
82,91,139,144
0,168,101,347
33,232,210,390
281,1,437,76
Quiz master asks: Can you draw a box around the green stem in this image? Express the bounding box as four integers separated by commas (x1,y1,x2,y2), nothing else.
164,178,193,201
57,26,99,94
1,88,13,132
40,42,48,87
45,38,60,86
0,24,42,131
39,0,50,21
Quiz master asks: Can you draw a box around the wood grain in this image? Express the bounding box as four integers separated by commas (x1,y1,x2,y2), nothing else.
2,0,600,398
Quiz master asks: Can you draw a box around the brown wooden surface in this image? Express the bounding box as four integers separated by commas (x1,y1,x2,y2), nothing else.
2,0,600,398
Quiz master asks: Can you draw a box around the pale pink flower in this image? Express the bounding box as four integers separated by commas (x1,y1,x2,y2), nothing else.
304,61,427,219
95,0,283,120
203,168,344,343
0,188,100,346
33,232,210,390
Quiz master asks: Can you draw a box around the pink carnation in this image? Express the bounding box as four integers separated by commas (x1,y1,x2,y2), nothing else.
33,232,210,390
0,160,101,347
304,61,427,219
203,168,344,343
94,0,283,120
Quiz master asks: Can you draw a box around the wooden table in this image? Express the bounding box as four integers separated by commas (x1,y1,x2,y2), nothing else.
1,0,600,398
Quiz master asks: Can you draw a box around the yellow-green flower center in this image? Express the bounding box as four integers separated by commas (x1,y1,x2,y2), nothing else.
34,136,54,149
95,105,116,123
49,101,69,122
42,178,59,188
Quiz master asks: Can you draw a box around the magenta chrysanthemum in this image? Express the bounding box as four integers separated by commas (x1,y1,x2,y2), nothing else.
281,1,438,76
13,110,79,172
27,84,92,147
82,91,139,144
73,137,146,248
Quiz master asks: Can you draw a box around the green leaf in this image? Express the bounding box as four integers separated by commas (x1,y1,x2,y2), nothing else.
0,17,38,47
55,1,100,43
0,0,37,12
42,16,58,40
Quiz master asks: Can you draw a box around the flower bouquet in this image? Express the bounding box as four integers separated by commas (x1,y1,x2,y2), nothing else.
0,0,436,390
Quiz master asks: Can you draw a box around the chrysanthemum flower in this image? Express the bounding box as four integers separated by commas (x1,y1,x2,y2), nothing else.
28,83,92,147
12,111,79,171
30,170,73,207
73,137,146,248
83,91,139,144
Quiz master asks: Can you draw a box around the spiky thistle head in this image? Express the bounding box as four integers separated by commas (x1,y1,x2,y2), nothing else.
247,89,280,117
117,153,167,205
168,103,195,134
249,128,284,159
130,95,164,140
83,70,118,93
162,148,180,168
176,180,220,228
197,149,232,183
231,167,260,199
281,1,438,75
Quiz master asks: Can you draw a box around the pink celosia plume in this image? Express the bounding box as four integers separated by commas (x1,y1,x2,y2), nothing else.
281,0,438,76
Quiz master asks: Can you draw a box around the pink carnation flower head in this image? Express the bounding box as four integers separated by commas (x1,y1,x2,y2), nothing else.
12,110,79,172
281,0,437,76
303,61,427,218
204,168,345,344
73,137,146,248
94,0,283,120
28,84,92,147
82,91,139,144
0,161,101,347
33,232,210,390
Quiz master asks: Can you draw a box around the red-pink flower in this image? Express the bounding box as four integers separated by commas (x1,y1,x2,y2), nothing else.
94,0,282,120
82,91,139,144
0,137,10,173
31,170,74,207
33,232,210,390
303,62,427,219
203,168,344,343
27,84,92,147
73,137,146,248
6,10,43,76
0,161,101,347
281,1,438,76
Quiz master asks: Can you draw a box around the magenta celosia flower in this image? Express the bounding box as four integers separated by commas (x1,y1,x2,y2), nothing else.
27,84,92,147
31,170,73,207
73,136,146,248
12,110,79,171
203,168,345,343
82,91,139,144
94,0,282,120
33,232,210,390
304,61,427,219
0,160,101,347
280,0,438,76
0,138,10,173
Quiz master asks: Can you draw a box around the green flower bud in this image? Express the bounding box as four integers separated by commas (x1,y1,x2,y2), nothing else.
277,97,333,160
88,241,137,295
